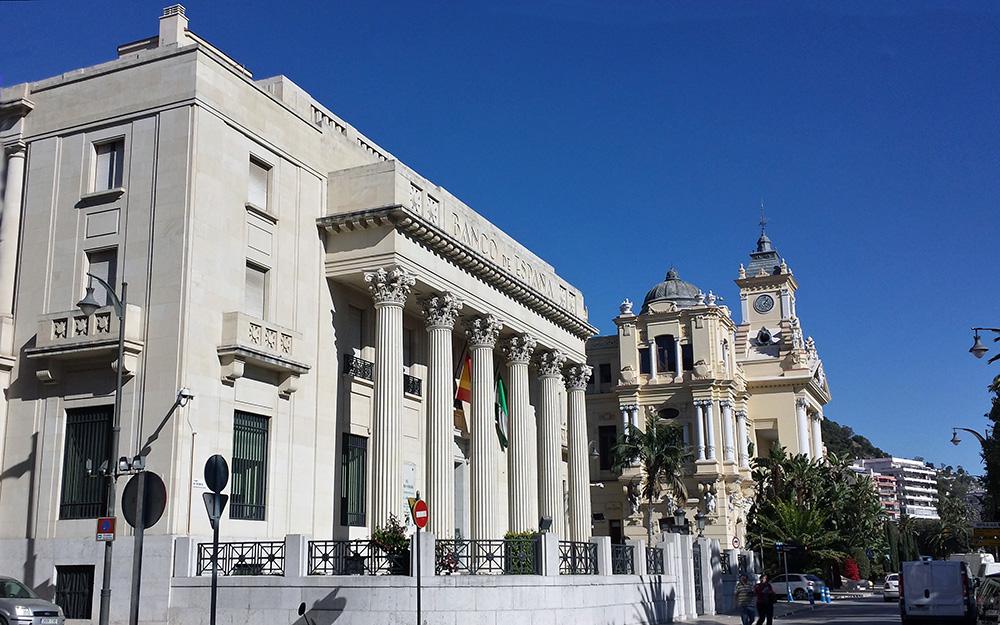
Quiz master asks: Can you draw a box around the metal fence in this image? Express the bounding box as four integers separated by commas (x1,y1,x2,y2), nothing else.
559,541,598,575
197,541,285,576
403,373,423,396
646,546,664,575
693,541,703,613
612,544,635,575
435,538,539,575
308,540,410,576
343,354,374,380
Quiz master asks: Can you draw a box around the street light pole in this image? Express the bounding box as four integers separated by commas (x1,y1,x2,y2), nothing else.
78,274,127,625
951,427,987,447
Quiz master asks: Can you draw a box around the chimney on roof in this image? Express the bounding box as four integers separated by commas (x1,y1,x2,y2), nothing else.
159,5,189,47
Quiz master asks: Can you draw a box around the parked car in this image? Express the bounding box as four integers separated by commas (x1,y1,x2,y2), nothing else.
899,558,977,624
768,573,827,600
884,573,900,601
0,576,65,625
976,573,1000,624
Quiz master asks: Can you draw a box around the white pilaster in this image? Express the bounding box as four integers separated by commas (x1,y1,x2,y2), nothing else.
365,266,415,529
795,397,810,458
0,142,27,351
564,363,592,542
720,400,735,463
419,292,462,538
464,314,503,539
735,410,749,468
502,333,538,533
694,401,706,461
537,349,566,535
674,339,684,379
704,400,716,461
648,340,658,380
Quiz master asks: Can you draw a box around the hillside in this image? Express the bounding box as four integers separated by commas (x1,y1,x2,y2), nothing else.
821,416,889,460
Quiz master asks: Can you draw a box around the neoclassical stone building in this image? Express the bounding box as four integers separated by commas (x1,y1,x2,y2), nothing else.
0,7,596,622
586,229,831,547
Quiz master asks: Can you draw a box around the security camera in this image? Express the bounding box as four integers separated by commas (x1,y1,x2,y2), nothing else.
177,388,195,405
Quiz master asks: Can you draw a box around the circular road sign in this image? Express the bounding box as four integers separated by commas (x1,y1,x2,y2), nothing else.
412,499,429,529
204,454,229,493
122,472,167,530
732,537,741,549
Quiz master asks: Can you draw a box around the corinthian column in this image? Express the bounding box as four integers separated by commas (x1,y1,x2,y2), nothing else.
502,333,537,533
365,266,415,529
463,314,503,539
536,349,566,534
720,400,735,463
735,410,749,468
564,363,592,542
419,292,463,538
795,397,810,458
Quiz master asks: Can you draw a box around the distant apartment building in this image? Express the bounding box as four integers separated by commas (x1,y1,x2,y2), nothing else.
854,458,939,520
851,465,901,521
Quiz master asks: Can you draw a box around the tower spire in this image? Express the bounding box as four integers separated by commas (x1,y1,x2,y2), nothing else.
759,199,769,235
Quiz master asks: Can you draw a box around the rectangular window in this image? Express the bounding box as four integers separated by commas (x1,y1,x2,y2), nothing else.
638,347,650,375
248,158,270,210
55,565,94,619
599,363,612,384
94,140,124,192
60,406,111,519
340,433,367,526
656,335,677,372
598,425,617,471
231,411,269,521
244,263,267,319
86,248,118,308
682,344,694,371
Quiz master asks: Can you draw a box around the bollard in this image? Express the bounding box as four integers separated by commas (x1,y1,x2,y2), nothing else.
822,587,831,603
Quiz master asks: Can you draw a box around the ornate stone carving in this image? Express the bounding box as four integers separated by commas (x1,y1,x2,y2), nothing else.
619,365,638,385
696,291,706,306
692,398,712,408
734,409,747,421
365,266,415,306
535,349,566,377
563,363,592,390
619,298,633,315
738,264,746,279
795,397,809,410
501,333,536,364
419,292,463,329
462,313,502,347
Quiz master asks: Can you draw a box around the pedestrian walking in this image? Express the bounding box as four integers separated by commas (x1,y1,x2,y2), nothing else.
754,572,777,625
733,573,756,625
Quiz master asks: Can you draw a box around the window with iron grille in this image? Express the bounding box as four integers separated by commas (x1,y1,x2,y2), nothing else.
55,565,94,619
60,406,111,519
598,425,617,471
231,411,269,521
341,434,367,526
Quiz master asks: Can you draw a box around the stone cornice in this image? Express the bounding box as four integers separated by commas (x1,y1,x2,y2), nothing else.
318,205,597,341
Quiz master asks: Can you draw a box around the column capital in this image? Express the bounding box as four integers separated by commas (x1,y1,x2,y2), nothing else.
620,403,638,412
3,140,26,157
463,313,502,348
501,333,536,364
795,397,809,410
535,350,566,378
419,292,463,329
719,399,734,410
365,266,415,306
693,398,713,408
563,363,592,390
734,409,747,420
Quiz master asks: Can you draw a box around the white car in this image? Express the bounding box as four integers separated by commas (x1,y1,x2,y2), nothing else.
768,573,826,600
0,577,65,625
884,573,900,601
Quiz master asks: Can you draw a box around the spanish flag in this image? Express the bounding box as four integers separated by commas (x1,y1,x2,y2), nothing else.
455,355,472,406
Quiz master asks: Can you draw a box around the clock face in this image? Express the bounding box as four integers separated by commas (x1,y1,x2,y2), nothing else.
753,294,775,314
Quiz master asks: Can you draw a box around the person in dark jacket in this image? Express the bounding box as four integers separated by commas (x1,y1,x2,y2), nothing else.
754,573,777,625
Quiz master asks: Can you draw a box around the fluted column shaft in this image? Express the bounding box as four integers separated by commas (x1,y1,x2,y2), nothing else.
674,340,684,379
464,314,502,539
811,413,824,460
648,340,658,379
694,401,706,461
720,400,735,462
503,334,537,533
537,350,566,534
565,364,592,542
366,267,415,530
420,293,462,538
735,410,750,468
0,143,26,321
704,401,716,460
795,397,810,458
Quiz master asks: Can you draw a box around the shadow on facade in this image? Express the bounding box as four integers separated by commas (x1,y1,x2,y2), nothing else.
295,587,347,625
0,432,49,597
636,575,675,625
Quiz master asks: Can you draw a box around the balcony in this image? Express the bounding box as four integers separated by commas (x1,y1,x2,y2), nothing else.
217,312,310,397
25,304,144,383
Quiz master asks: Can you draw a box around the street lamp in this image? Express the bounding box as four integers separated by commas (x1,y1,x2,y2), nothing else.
672,507,687,534
970,328,1000,360
694,511,707,537
78,273,127,625
951,427,987,447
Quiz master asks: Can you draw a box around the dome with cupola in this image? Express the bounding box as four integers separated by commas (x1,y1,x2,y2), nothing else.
640,268,702,313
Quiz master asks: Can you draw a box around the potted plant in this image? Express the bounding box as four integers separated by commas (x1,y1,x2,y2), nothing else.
372,514,410,575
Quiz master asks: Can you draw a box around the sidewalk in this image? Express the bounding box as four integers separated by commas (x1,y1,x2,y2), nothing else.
678,597,834,624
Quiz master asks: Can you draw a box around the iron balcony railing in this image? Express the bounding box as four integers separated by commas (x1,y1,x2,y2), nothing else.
435,538,539,575
343,354,374,380
647,547,664,575
197,541,284,576
612,544,635,575
403,373,422,396
559,541,598,575
308,540,410,576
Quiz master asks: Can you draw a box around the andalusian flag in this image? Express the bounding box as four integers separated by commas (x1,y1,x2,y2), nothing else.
455,355,472,406
495,377,509,450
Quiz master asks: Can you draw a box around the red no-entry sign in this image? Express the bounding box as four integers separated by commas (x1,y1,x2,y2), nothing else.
412,499,429,529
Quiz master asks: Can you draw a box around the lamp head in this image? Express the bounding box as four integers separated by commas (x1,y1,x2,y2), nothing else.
177,387,194,406
695,511,707,534
588,440,600,459
538,516,553,532
77,286,101,317
673,507,686,528
971,332,989,359
951,429,961,446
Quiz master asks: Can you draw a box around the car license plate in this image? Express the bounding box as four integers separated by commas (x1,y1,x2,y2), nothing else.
40,618,59,625
910,605,929,611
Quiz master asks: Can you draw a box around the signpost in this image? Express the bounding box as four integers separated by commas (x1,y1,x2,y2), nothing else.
96,517,115,542
203,455,229,625
776,542,792,601
408,494,428,625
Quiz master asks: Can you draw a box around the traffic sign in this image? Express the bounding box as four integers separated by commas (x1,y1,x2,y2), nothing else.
122,472,167,529
203,492,229,530
411,499,429,529
732,537,741,549
204,455,229,494
97,517,116,541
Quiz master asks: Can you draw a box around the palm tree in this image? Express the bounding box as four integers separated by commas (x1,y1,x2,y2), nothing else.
611,410,689,545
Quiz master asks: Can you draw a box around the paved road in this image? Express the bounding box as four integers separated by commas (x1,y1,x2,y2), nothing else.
690,594,903,625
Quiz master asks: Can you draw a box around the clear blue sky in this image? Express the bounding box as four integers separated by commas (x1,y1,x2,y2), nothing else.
3,1,998,473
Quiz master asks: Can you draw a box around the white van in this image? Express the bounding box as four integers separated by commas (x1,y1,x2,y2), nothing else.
900,557,978,624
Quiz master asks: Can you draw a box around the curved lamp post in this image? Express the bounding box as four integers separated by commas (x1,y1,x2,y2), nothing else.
77,274,126,625
951,427,987,447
